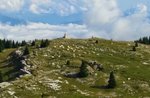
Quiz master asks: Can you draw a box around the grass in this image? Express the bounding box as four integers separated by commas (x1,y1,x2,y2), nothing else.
0,38,150,98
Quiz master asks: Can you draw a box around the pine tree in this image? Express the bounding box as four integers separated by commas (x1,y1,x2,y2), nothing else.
31,40,35,46
40,40,44,48
21,40,27,46
132,46,136,51
15,41,19,48
135,41,138,47
95,40,99,44
40,39,49,48
149,36,150,44
23,46,30,56
5,40,10,48
0,71,3,82
138,38,142,43
107,71,116,88
78,60,89,77
66,60,70,65
137,36,150,45
45,39,49,47
0,40,4,52
12,40,15,48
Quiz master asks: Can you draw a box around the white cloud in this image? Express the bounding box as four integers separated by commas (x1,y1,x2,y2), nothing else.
29,0,86,16
0,23,89,41
84,0,150,40
0,0,24,11
85,0,121,25
1,0,150,41
29,0,52,14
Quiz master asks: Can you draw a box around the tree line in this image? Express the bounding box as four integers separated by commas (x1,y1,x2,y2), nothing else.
136,36,150,45
0,39,27,52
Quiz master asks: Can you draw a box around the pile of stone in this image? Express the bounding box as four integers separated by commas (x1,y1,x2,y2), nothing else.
88,61,104,71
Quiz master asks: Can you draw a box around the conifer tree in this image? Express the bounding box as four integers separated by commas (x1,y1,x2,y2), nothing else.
40,39,49,48
31,40,35,46
0,71,3,82
40,39,44,48
135,41,138,47
66,60,70,65
78,60,89,77
15,41,19,48
23,46,30,55
12,40,15,48
107,71,116,88
45,39,49,47
148,36,150,45
95,40,99,44
21,40,27,46
132,46,136,51
0,40,4,52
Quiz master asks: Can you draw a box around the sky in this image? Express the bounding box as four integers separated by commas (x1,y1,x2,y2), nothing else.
0,0,150,41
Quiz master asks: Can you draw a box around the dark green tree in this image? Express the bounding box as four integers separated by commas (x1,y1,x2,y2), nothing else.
78,60,89,78
0,71,3,82
12,40,15,48
5,40,12,48
136,36,150,45
132,46,136,51
40,40,44,48
15,41,19,48
31,40,35,46
135,41,138,47
95,40,99,44
45,39,49,47
40,39,49,48
21,40,27,46
23,46,30,55
107,71,116,88
66,60,70,65
0,40,4,52
149,36,150,44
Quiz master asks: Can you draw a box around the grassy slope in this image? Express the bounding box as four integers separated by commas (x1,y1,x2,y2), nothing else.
0,48,22,81
0,38,150,98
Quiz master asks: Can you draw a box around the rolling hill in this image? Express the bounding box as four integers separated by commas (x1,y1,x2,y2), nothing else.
0,38,150,98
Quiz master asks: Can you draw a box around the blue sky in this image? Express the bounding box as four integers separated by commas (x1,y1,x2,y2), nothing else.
1,0,149,25
0,0,150,41
118,0,149,10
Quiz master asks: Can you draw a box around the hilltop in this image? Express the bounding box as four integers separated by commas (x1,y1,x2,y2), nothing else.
0,38,150,98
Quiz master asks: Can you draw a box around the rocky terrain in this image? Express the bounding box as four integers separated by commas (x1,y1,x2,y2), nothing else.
0,38,150,98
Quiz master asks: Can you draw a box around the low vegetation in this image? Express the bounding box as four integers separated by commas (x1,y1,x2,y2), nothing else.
0,38,149,98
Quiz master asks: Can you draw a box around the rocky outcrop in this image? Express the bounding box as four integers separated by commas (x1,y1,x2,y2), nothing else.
88,61,104,71
12,49,32,75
